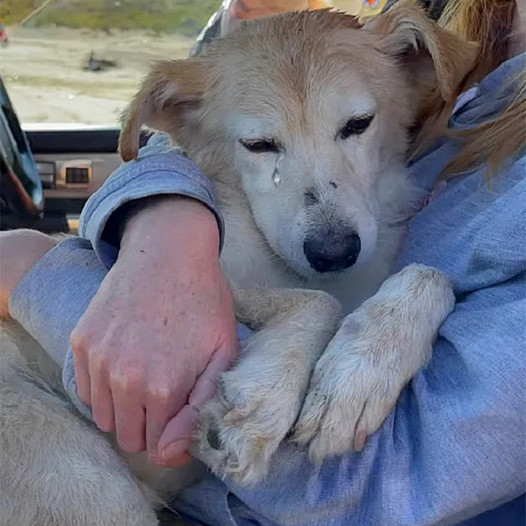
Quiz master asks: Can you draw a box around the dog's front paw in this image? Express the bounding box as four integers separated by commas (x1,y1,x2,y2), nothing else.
293,265,454,463
195,337,310,485
292,320,402,463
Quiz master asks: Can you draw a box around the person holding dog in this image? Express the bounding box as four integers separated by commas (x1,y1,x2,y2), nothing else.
1,0,525,524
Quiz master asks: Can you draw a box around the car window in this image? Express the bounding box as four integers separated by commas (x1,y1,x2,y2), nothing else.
0,1,221,126
0,1,386,128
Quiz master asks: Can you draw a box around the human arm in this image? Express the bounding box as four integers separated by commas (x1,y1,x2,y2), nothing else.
5,134,239,465
73,195,238,464
76,134,240,464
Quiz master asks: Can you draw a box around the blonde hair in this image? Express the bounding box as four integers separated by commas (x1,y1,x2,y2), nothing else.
437,0,525,177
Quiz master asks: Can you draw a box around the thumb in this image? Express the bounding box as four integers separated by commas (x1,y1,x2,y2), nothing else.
188,343,236,409
157,343,236,461
158,404,199,461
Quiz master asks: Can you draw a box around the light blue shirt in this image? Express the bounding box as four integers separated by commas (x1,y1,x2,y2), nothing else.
10,53,526,525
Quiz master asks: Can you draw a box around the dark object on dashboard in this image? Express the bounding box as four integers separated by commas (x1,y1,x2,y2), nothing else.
65,165,91,185
27,127,152,155
0,76,43,224
0,76,67,232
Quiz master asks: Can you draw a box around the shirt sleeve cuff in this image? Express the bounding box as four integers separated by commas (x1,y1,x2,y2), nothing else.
79,135,224,269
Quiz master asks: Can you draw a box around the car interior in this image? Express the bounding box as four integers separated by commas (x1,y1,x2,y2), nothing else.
0,0,223,237
0,75,137,234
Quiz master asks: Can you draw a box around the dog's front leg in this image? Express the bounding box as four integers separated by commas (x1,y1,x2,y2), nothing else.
195,288,342,486
293,264,455,463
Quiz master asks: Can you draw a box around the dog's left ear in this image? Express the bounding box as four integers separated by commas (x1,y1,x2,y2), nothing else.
119,58,207,162
365,0,479,102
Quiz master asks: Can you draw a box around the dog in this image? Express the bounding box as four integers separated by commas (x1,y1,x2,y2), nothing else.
0,2,477,525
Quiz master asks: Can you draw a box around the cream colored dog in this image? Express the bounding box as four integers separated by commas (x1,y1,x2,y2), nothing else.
0,3,477,525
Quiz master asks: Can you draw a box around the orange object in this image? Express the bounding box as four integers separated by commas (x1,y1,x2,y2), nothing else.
359,0,389,17
227,0,389,21
219,0,388,38
229,0,334,21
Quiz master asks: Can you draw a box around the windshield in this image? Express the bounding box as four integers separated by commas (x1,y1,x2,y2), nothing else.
1,1,381,128
0,1,220,127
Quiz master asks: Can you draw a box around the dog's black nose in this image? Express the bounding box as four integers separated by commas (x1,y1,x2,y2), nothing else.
303,232,361,273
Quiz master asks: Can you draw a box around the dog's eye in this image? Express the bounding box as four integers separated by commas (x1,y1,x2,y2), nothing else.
338,115,374,140
239,138,280,154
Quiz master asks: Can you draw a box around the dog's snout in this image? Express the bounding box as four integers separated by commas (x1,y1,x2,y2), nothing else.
303,231,361,273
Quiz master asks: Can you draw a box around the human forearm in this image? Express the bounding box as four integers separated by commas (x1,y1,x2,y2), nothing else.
120,195,220,264
0,230,57,319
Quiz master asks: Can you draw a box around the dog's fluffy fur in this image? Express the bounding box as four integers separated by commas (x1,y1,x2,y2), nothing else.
0,2,476,524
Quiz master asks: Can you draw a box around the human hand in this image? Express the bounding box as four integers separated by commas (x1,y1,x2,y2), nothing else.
0,229,57,319
70,197,238,465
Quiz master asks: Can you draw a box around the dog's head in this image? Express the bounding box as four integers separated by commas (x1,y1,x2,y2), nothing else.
119,1,477,279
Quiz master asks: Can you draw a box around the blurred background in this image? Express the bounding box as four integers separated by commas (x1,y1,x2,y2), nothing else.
0,0,370,127
0,0,384,233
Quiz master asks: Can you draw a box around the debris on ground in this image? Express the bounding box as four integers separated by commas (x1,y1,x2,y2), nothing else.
82,51,118,72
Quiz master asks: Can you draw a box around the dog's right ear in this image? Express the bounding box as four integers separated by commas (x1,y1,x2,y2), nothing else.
119,59,207,162
365,0,479,103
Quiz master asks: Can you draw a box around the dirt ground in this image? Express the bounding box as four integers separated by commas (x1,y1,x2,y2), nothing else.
1,26,195,125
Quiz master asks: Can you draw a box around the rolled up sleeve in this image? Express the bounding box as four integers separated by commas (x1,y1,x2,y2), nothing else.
79,133,224,268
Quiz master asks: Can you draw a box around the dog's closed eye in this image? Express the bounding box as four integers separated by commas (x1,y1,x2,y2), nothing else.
337,114,374,141
239,138,282,154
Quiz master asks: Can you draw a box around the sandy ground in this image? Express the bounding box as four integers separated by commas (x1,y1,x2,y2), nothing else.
1,26,195,125
1,2,367,126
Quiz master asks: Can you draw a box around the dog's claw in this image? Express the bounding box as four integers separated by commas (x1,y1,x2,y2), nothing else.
353,429,367,452
290,324,404,463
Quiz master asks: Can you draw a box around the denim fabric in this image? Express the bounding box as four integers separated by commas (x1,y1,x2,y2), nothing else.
79,133,224,269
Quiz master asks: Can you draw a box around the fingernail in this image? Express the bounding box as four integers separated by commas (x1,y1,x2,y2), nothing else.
161,441,183,461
